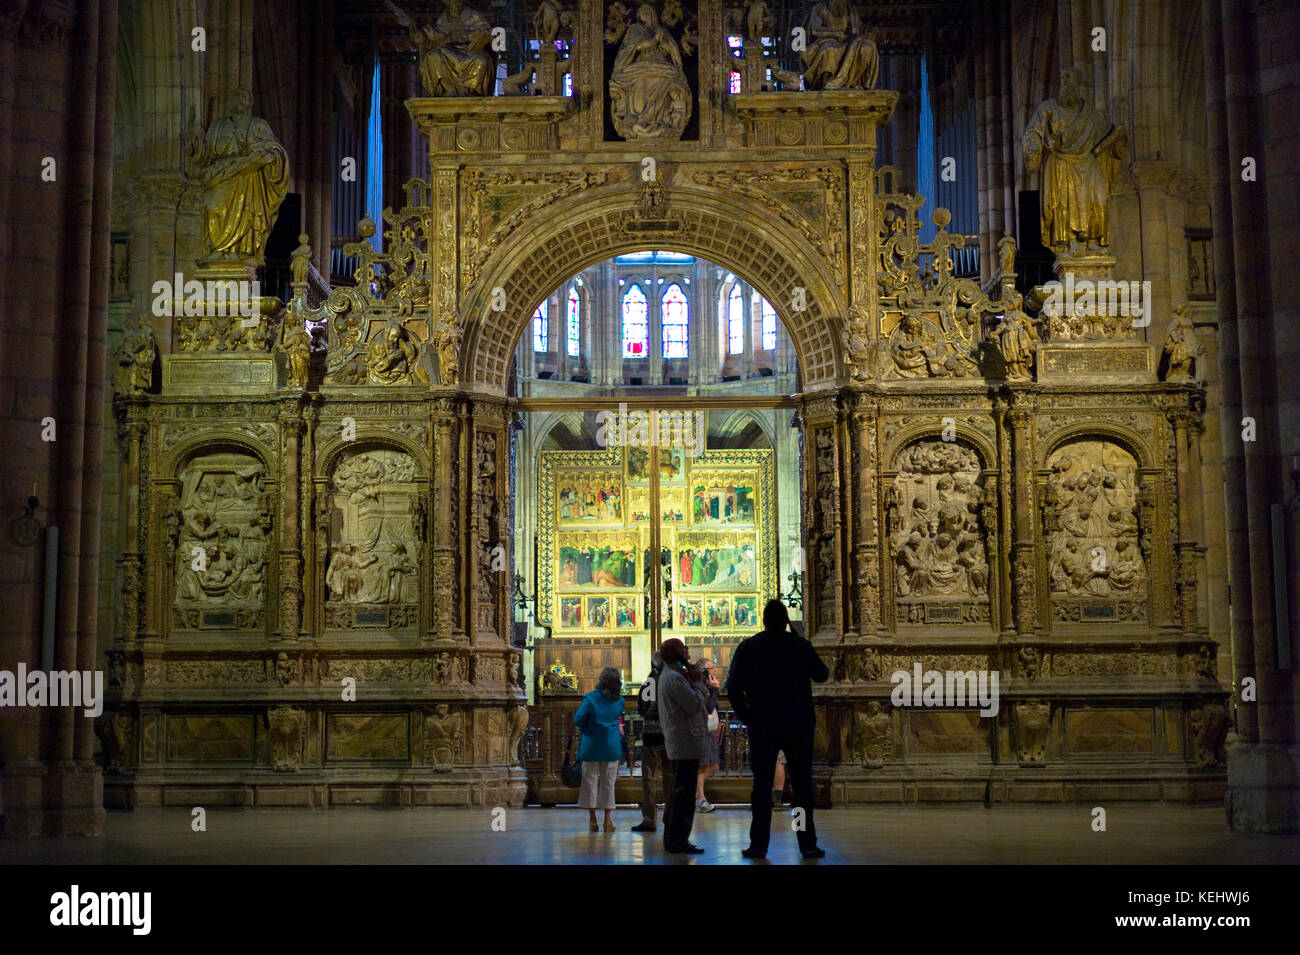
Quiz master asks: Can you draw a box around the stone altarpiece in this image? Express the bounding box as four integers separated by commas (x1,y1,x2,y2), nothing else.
105,0,1224,807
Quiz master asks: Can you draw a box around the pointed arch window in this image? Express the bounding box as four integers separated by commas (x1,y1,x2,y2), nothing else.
566,287,581,357
727,283,745,355
532,298,549,352
760,297,777,351
622,284,648,358
661,282,689,358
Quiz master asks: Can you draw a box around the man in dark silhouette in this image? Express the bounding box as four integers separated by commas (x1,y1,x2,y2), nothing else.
726,599,829,859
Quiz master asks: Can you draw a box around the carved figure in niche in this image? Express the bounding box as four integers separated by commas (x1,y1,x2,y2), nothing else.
174,455,267,608
847,701,891,767
888,441,987,604
390,0,497,97
185,88,288,267
1161,305,1207,384
1023,66,1127,253
885,313,975,379
112,324,156,397
97,712,133,772
802,0,878,91
608,3,692,141
367,323,421,384
1045,441,1146,598
275,652,296,686
324,450,419,609
280,321,311,388
1018,647,1042,680
426,704,464,770
268,706,305,772
746,1,772,42
987,293,1037,381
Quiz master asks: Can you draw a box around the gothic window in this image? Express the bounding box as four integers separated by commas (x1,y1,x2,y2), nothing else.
729,71,742,94
532,299,548,352
759,296,777,351
566,287,581,357
727,283,744,355
661,283,689,358
622,284,648,358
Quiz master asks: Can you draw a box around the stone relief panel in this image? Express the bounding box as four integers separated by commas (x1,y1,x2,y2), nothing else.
886,440,990,624
1044,439,1146,621
322,448,420,631
171,452,270,630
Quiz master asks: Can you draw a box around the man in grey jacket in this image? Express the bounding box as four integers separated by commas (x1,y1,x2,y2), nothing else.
656,637,718,855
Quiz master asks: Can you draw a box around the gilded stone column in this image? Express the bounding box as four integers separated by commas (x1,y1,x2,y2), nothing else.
1007,401,1037,634
432,398,464,643
278,402,302,641
851,400,881,636
1169,406,1200,634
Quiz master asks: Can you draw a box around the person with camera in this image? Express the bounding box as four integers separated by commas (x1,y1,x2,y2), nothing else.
574,666,626,833
727,599,830,860
695,657,723,813
656,638,715,854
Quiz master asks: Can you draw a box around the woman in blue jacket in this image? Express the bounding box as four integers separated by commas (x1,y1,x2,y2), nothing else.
574,666,625,832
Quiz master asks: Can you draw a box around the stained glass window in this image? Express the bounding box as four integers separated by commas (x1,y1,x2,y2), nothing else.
532,299,548,352
729,71,742,94
760,297,777,350
566,287,581,357
661,283,689,358
727,283,744,355
622,284,648,358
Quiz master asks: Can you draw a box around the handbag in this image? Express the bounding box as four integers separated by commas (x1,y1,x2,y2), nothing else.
560,724,582,788
707,709,719,733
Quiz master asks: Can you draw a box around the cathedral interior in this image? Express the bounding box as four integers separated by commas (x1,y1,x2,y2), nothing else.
0,0,1297,867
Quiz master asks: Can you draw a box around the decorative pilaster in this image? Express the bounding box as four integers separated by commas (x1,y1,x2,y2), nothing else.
1008,401,1037,634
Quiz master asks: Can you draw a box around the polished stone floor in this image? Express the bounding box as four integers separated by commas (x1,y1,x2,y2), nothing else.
3,804,1298,864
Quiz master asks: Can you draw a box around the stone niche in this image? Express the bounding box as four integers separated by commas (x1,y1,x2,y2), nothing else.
1043,438,1148,624
886,439,992,627
172,451,270,632
320,446,420,632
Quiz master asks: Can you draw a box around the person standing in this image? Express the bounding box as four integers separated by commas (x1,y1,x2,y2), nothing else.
695,657,722,813
632,653,674,833
574,666,625,833
657,638,711,854
727,600,829,859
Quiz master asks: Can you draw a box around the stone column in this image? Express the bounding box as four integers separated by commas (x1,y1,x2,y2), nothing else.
431,398,464,643
851,398,881,636
277,402,302,641
1007,401,1037,635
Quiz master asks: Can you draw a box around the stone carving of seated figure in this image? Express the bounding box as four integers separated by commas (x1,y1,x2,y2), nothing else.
391,0,497,97
802,0,879,91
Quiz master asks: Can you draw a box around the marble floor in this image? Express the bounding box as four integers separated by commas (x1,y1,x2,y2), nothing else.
3,804,1298,864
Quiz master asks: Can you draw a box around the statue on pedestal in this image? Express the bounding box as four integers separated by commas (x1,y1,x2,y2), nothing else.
112,323,157,397
1023,67,1126,253
802,0,878,91
1161,305,1207,384
186,89,288,268
390,0,497,97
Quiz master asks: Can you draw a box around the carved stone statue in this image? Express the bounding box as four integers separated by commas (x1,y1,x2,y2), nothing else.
268,706,305,771
434,326,461,386
291,233,312,287
608,3,692,141
426,703,463,770
1014,701,1050,763
746,1,772,43
884,313,975,379
1161,305,1207,384
280,321,312,389
174,455,268,609
802,0,879,91
988,294,1037,381
1023,67,1126,252
393,0,498,97
506,705,529,763
112,324,156,397
367,322,420,384
185,89,288,267
847,701,891,767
